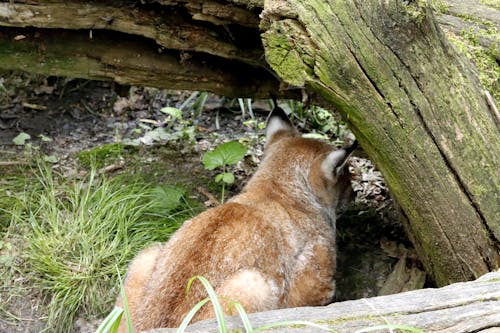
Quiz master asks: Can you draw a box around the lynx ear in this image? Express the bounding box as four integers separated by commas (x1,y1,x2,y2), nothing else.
265,107,296,142
321,141,357,180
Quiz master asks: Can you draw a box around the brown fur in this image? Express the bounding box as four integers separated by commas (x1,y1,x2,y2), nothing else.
115,109,354,332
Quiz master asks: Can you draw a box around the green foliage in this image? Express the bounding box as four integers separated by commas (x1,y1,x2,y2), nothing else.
153,185,186,211
280,100,347,144
8,131,57,163
202,141,247,171
126,104,196,146
160,106,183,120
12,132,30,145
95,307,123,333
77,143,126,168
202,141,247,203
3,163,196,332
215,172,235,185
183,276,227,333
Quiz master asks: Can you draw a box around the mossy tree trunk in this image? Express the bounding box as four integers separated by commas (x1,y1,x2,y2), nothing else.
261,0,499,286
0,0,499,286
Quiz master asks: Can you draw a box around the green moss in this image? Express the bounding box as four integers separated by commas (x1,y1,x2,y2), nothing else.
403,0,429,24
262,32,307,87
262,19,316,87
77,143,129,168
480,0,500,10
448,32,500,101
450,11,496,29
430,0,450,14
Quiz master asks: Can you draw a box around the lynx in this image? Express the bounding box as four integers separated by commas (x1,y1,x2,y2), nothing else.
115,107,356,332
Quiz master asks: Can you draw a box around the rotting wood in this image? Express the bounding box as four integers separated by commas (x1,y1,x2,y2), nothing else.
147,271,500,333
0,28,293,98
0,1,263,66
0,0,497,96
261,0,499,286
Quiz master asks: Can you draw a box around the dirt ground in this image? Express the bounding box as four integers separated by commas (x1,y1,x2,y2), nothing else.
0,72,423,332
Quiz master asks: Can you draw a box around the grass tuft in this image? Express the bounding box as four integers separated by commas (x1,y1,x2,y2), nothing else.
4,162,196,332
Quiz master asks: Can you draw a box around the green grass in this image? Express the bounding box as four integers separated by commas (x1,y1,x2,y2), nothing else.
2,162,198,332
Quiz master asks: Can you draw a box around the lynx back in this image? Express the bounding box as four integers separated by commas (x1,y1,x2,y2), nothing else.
115,107,355,332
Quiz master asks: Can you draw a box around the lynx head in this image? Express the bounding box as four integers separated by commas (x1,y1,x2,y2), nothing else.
264,107,356,216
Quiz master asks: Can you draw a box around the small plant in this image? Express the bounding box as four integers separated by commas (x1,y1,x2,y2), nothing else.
279,100,348,144
128,104,196,146
11,131,59,163
202,141,247,204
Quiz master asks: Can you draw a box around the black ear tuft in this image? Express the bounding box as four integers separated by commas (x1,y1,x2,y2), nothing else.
266,106,292,127
344,140,358,156
335,140,358,176
265,106,295,141
321,141,358,180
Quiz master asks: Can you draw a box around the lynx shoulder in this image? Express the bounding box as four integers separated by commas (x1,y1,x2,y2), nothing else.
116,107,356,332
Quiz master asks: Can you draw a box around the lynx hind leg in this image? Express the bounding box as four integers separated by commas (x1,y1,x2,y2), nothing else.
285,244,336,308
196,269,279,321
116,244,162,333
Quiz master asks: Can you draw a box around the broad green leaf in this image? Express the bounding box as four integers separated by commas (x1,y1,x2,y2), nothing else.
203,150,224,170
202,141,247,170
139,128,170,145
154,186,185,210
43,155,59,163
215,173,235,184
39,134,53,142
160,107,183,120
221,172,235,184
13,132,31,145
215,173,224,183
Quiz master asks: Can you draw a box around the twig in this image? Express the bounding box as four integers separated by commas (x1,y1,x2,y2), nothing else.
0,161,30,166
485,90,500,128
196,186,220,206
99,163,125,174
22,102,47,111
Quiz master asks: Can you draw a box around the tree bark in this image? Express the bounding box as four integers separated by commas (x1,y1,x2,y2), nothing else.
0,27,287,98
148,271,500,333
261,0,500,286
0,0,297,98
0,0,499,285
437,0,500,62
0,1,496,96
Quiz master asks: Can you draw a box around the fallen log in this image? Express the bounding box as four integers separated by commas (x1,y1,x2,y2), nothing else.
148,271,500,333
0,0,497,97
1,0,499,286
